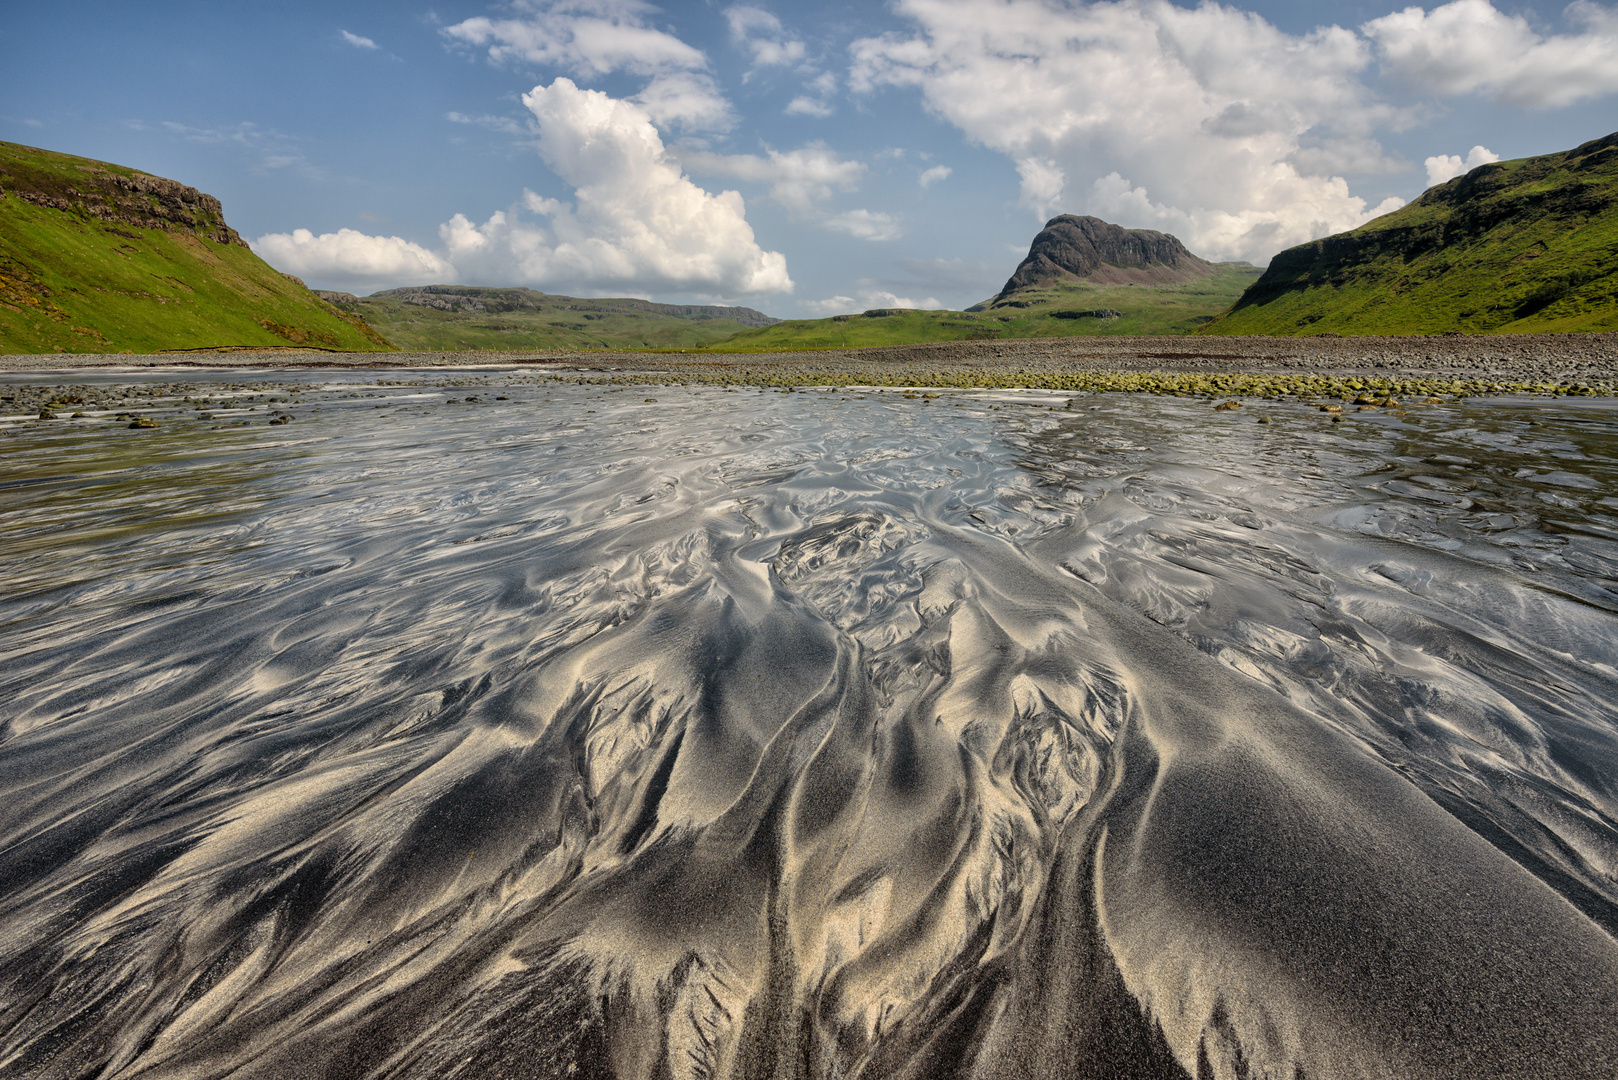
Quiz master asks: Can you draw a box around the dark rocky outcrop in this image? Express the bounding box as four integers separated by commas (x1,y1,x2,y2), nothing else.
1051,308,1123,320
0,150,246,246
996,215,1215,296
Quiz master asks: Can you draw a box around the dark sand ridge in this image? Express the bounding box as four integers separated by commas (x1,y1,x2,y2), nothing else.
3,333,1618,385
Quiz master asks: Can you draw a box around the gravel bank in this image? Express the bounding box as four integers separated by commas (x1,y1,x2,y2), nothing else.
4,333,1617,385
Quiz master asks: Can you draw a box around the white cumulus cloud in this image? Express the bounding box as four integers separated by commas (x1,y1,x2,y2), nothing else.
1365,0,1618,108
850,0,1411,263
1424,144,1501,186
441,78,789,295
256,79,790,299
251,229,453,293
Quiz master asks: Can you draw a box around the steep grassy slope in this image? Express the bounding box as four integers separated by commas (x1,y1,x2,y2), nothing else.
1204,131,1618,336
334,285,776,351
0,142,393,353
701,264,1261,351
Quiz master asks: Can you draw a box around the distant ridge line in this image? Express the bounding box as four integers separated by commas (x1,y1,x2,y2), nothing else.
363,284,780,328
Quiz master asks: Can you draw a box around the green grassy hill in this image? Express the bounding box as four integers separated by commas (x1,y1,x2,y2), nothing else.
0,141,393,354
1203,131,1618,336
697,263,1260,351
333,285,777,351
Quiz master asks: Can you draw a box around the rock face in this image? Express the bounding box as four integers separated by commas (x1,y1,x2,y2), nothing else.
0,151,246,247
996,215,1215,295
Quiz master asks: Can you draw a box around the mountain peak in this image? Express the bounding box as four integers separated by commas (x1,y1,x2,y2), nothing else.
996,215,1215,297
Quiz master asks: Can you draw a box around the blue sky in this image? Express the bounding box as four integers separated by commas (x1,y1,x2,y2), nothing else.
4,0,1616,315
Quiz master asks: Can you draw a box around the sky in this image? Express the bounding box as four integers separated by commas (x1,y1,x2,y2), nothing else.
4,0,1617,316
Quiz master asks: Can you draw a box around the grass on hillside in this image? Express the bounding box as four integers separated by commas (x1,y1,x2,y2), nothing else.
1204,134,1618,336
343,291,763,352
0,142,392,354
694,264,1262,352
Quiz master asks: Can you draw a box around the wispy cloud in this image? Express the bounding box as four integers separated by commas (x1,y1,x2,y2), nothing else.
679,143,895,241
803,286,940,315
155,119,313,174
824,209,901,242
785,96,834,117
918,164,951,188
340,30,380,51
725,6,806,68
785,70,836,116
444,0,705,76
442,0,732,131
679,143,865,211
447,110,531,136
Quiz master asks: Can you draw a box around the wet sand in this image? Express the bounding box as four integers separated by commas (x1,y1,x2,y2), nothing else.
1,369,1616,1078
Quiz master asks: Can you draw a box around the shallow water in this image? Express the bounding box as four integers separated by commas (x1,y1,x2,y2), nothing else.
2,370,1617,1079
